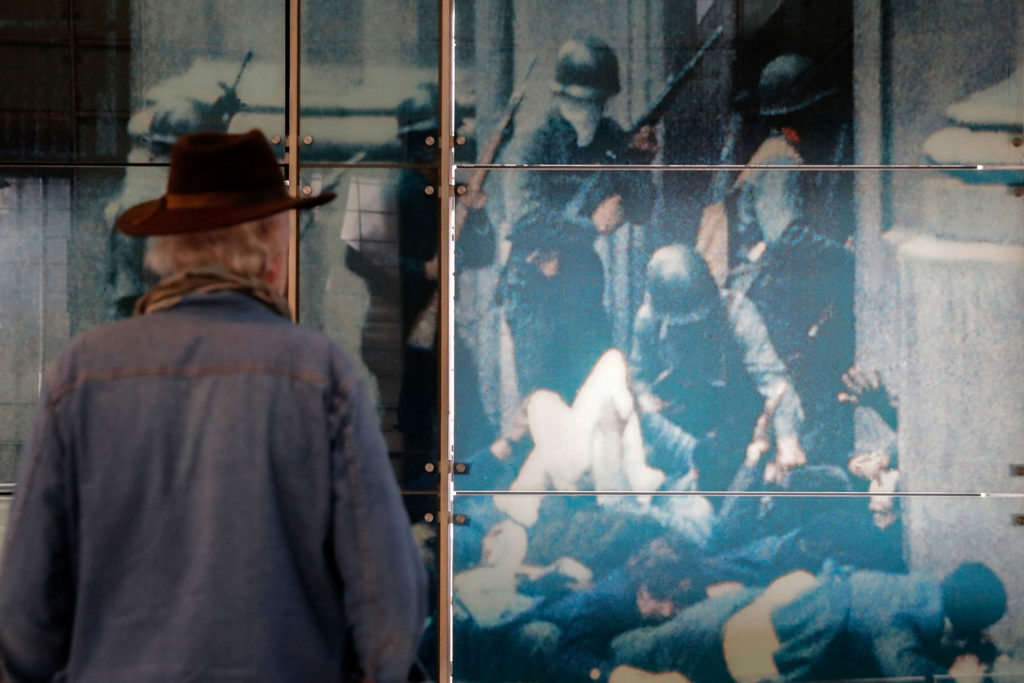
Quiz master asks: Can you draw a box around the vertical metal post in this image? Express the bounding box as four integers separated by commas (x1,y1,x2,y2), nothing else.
286,0,301,318
438,0,455,680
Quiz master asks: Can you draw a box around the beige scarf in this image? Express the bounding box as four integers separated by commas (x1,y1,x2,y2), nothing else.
133,265,292,319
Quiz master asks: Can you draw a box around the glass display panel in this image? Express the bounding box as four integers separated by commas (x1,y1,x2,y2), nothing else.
403,491,441,682
0,165,436,490
0,167,158,482
299,0,440,164
0,0,286,163
297,166,440,489
452,168,1024,495
454,0,1022,167
451,492,1024,682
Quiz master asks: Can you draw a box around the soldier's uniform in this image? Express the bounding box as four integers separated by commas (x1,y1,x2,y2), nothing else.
501,36,654,403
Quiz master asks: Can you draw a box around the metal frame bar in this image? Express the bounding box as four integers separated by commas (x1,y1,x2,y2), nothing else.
438,0,455,679
286,0,301,319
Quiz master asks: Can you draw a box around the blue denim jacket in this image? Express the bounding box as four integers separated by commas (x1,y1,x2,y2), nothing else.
0,292,427,682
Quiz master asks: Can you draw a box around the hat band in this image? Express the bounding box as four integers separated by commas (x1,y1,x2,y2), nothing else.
164,187,290,210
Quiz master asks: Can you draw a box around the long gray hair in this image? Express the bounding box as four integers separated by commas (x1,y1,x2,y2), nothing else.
145,216,286,279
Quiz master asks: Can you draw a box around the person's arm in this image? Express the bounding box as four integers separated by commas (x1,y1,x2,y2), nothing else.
330,371,428,683
725,291,807,478
872,622,946,678
0,383,75,682
838,365,899,431
628,303,663,404
726,292,804,440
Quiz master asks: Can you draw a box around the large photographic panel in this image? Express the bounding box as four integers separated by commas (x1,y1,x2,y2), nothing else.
451,492,1024,683
297,166,441,490
452,167,1024,496
454,0,1022,169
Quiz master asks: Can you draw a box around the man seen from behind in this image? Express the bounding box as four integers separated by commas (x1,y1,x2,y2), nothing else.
0,130,427,682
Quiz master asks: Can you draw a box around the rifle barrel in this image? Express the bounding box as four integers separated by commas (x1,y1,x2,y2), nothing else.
630,25,724,133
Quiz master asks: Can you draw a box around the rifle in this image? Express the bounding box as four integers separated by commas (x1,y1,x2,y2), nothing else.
566,26,724,224
453,56,538,241
208,50,254,127
628,25,723,136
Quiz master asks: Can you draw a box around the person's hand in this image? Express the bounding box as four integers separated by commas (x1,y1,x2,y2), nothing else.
635,390,665,415
838,366,898,429
746,387,784,467
948,653,987,682
423,255,439,281
764,435,807,484
490,437,513,460
592,194,624,233
745,435,771,468
628,124,659,163
526,249,560,277
775,435,807,469
745,405,772,467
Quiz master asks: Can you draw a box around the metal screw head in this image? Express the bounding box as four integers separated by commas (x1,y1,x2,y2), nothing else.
302,135,313,145
270,135,282,144
424,135,436,147
424,186,436,196
301,185,313,196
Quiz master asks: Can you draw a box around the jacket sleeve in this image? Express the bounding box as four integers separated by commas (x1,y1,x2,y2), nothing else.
330,372,428,683
725,291,804,438
0,387,75,682
871,621,946,678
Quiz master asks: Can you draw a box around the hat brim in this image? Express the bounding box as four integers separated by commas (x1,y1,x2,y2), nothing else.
115,192,336,236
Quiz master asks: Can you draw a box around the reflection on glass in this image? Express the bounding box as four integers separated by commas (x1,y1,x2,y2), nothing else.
0,1,286,162
452,493,1024,682
0,166,174,481
298,167,440,489
300,0,440,163
403,492,439,682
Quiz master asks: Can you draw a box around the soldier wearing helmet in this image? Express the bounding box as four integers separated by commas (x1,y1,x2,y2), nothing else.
500,35,655,408
697,53,854,470
630,244,805,492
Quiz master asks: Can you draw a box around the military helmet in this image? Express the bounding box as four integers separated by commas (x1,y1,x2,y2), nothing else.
645,244,720,321
757,54,839,117
942,562,1007,635
134,96,231,155
551,36,621,101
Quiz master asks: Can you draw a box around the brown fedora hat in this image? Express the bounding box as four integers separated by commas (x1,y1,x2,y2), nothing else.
115,129,335,236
